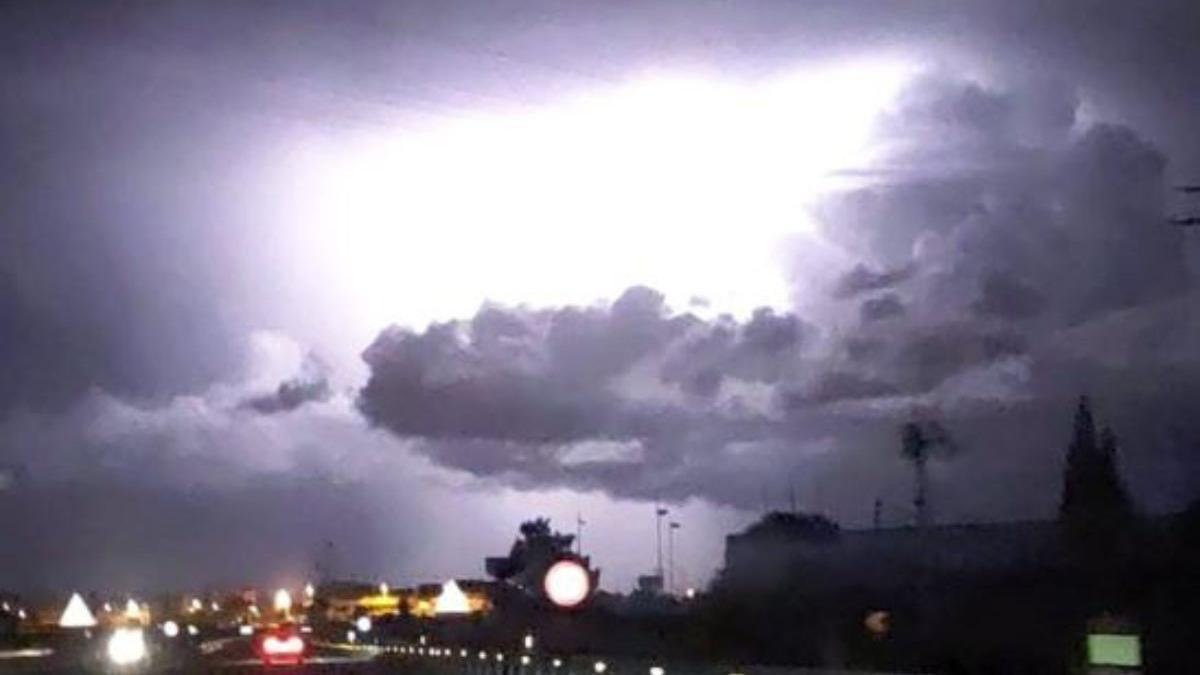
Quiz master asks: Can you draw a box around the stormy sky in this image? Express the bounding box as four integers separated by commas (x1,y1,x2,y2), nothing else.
2,0,1199,596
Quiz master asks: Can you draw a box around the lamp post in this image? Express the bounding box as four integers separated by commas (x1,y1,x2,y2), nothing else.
655,505,669,584
668,521,681,595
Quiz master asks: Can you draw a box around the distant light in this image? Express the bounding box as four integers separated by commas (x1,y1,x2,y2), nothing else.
189,598,202,612
553,659,563,668
355,616,372,633
103,603,114,614
273,589,292,613
210,601,220,612
107,627,147,665
124,599,140,619
238,625,254,636
2,602,8,612
300,625,313,634
379,582,390,596
187,624,199,637
419,635,427,646
685,588,696,599
1088,634,1142,667
435,579,471,615
59,592,98,628
17,609,27,620
418,648,425,656
650,667,665,675
461,649,468,657
346,630,356,644
544,559,591,608
479,651,488,660
304,583,315,599
594,661,607,673
496,653,505,662
162,621,180,638
524,633,535,650
864,610,890,637
521,655,532,666
249,604,260,616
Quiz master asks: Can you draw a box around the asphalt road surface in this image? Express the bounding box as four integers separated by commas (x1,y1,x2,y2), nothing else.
0,637,399,674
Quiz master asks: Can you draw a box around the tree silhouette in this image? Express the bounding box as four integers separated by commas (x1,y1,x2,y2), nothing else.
1059,396,1134,551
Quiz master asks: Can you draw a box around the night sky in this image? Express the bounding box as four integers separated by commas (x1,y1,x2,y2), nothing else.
2,0,1199,595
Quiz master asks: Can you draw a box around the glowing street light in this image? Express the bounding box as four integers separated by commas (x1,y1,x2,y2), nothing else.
238,625,254,636
685,587,696,599
210,601,220,612
189,598,202,613
379,582,389,596
346,630,356,644
273,589,292,614
523,633,535,650
162,621,180,638
521,655,532,666
304,583,315,599
650,667,665,675
355,615,372,633
496,653,505,662
479,651,488,660
594,661,608,673
16,609,26,620
553,659,563,668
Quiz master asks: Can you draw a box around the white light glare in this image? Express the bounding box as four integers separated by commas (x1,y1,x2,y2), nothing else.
239,625,254,636
650,667,665,675
162,621,179,638
594,661,608,673
273,589,292,613
107,627,147,665
355,616,372,633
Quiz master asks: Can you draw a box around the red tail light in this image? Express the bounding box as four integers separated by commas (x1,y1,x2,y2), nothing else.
263,634,305,656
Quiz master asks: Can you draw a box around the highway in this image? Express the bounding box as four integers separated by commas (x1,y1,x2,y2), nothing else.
0,636,395,673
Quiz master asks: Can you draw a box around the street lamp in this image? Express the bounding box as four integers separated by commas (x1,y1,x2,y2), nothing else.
524,633,535,650
594,661,608,673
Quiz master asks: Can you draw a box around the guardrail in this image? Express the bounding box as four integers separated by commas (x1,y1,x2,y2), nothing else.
323,639,920,675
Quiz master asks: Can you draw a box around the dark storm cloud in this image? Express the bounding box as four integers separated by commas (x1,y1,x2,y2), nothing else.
358,287,800,445
971,272,1044,320
859,294,905,322
240,355,332,414
833,263,916,299
2,0,1200,592
358,69,1200,516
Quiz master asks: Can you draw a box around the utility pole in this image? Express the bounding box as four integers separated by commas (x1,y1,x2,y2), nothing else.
655,504,668,586
576,512,585,556
668,521,681,595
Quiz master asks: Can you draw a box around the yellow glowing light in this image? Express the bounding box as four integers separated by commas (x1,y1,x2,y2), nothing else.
124,599,140,620
544,560,591,608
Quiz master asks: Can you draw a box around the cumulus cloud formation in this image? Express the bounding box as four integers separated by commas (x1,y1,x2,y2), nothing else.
357,71,1200,519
